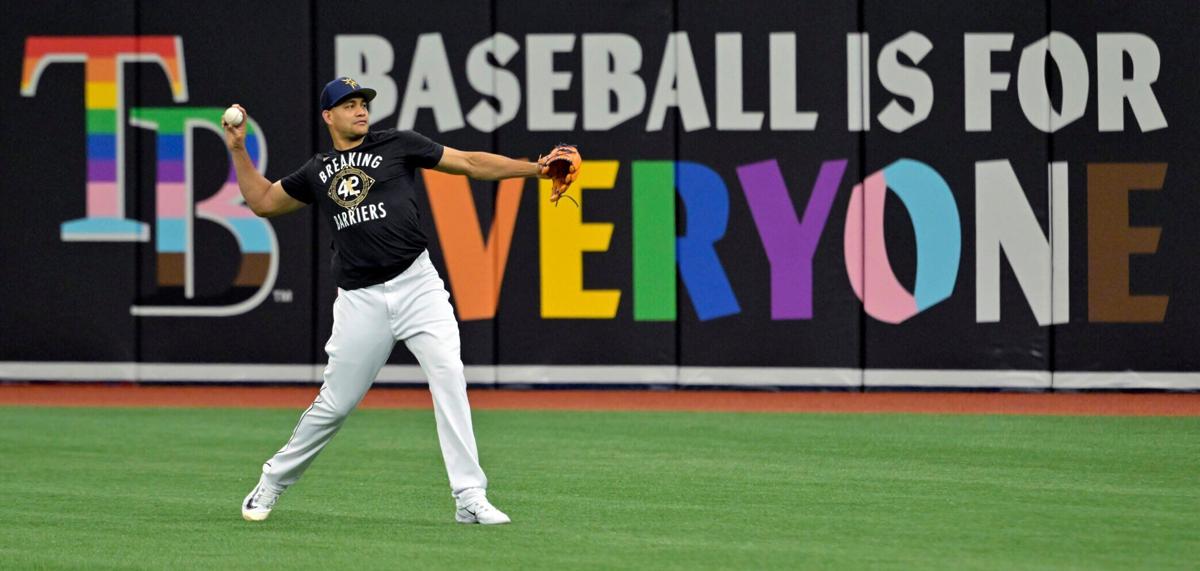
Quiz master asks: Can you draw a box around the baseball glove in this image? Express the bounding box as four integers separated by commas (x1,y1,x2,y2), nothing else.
538,144,581,207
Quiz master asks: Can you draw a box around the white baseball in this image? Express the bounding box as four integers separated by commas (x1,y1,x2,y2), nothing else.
223,106,244,127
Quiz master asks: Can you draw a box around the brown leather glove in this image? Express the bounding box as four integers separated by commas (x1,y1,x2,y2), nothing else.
538,144,581,206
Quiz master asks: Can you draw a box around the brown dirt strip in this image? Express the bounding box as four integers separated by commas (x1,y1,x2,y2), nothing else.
0,383,1198,416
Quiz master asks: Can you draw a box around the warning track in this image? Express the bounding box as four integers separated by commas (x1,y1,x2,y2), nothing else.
1,383,1198,416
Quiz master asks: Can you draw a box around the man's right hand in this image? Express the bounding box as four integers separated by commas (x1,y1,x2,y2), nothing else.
222,103,248,152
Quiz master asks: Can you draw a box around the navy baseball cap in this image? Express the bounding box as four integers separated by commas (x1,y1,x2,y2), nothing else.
320,76,377,111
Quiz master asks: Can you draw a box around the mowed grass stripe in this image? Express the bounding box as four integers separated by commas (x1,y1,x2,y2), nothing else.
0,407,1195,570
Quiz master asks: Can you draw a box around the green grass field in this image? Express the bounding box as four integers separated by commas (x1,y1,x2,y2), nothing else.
0,406,1196,570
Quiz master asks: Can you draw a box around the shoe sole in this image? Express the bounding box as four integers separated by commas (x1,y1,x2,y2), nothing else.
242,510,271,522
456,515,511,525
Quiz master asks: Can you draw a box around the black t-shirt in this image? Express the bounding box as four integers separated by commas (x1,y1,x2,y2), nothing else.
280,129,444,290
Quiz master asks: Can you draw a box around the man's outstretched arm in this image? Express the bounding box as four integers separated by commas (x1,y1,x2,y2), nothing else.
434,147,541,181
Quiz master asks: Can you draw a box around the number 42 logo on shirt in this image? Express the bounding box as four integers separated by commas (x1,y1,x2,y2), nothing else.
328,167,375,209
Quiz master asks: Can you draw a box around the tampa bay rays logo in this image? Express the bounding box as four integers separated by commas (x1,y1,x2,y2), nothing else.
329,167,375,209
21,35,280,317
342,77,360,89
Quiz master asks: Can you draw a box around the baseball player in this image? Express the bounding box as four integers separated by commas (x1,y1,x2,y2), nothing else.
222,77,579,525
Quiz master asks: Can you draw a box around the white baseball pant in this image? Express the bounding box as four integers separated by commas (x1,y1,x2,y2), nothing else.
258,250,487,498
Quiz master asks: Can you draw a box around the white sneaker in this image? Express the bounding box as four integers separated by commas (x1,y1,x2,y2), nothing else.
455,492,511,525
241,480,282,522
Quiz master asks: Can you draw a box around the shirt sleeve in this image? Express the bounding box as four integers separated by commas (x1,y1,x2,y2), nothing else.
396,130,445,169
279,157,316,204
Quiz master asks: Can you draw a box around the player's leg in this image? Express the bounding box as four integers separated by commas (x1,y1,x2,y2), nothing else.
393,252,507,524
403,321,485,491
244,285,394,519
393,255,487,493
264,285,394,487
